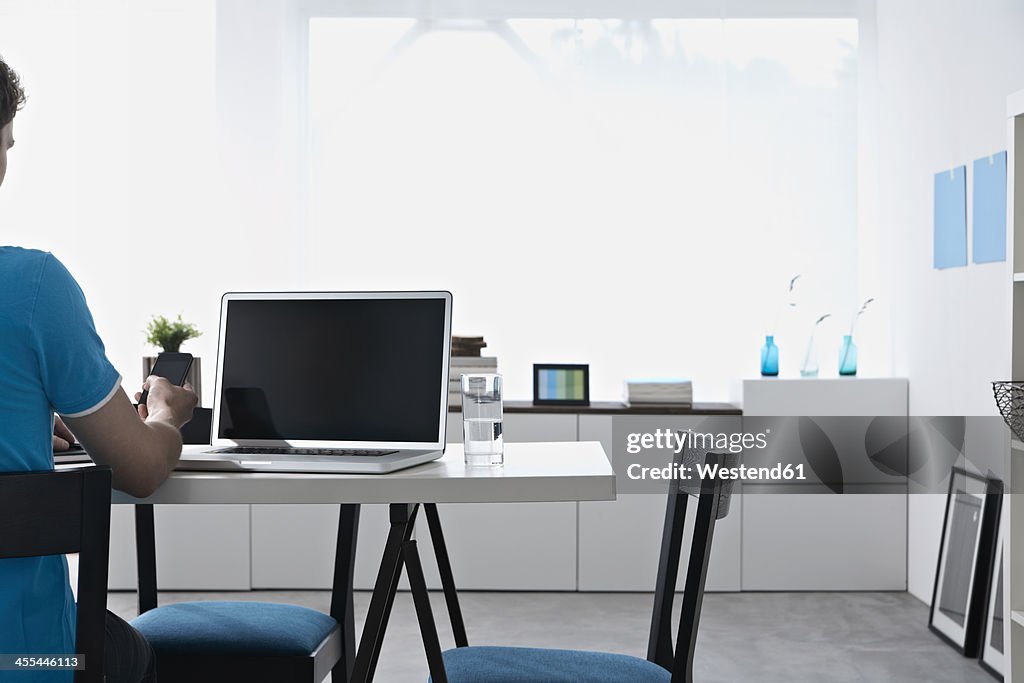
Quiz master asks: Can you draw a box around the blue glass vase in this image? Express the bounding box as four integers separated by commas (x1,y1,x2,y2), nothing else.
760,335,779,376
839,335,857,376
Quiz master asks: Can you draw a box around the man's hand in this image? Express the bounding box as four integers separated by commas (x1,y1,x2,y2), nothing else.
135,376,197,428
52,415,75,452
65,380,197,498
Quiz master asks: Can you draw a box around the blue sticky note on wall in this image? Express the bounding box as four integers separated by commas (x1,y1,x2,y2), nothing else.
934,165,967,269
972,151,1007,263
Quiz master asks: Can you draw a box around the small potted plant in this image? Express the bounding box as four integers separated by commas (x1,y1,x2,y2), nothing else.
143,314,202,400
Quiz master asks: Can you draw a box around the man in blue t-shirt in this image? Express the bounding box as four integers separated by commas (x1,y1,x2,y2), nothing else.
1,58,197,682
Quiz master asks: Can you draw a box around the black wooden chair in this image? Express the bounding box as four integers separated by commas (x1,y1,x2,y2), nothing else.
0,466,113,683
425,448,738,683
129,503,355,683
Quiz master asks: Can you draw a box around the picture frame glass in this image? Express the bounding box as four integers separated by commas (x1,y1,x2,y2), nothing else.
532,364,590,405
930,469,990,652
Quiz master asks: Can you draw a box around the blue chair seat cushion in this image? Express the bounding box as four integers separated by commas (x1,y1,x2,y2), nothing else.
130,601,338,657
434,646,672,683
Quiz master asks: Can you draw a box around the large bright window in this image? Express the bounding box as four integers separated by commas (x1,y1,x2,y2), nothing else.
307,15,858,399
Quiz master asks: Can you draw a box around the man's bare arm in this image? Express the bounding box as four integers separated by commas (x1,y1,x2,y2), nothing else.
64,377,196,498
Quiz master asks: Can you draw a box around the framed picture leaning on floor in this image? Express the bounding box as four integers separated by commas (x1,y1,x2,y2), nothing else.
929,467,1002,657
979,501,1006,679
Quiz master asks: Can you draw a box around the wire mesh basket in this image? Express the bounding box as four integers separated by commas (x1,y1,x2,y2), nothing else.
993,381,1024,442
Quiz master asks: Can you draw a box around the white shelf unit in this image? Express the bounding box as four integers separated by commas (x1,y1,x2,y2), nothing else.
1006,91,1024,682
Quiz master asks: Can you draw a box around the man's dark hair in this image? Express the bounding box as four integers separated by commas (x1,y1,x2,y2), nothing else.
0,57,26,128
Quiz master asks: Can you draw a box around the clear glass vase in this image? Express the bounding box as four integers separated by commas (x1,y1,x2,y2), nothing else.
800,334,819,377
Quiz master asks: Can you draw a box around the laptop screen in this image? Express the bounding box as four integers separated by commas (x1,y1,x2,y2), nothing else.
216,295,447,444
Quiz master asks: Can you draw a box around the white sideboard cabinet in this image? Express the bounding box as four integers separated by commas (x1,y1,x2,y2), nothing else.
108,504,251,590
741,378,909,591
248,412,579,590
108,383,909,593
576,413,743,592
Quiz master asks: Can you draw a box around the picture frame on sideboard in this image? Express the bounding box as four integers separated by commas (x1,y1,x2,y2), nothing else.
532,364,590,407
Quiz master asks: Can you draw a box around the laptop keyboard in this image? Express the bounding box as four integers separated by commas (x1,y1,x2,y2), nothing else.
213,447,399,457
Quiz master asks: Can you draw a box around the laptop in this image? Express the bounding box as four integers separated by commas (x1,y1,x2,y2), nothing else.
177,291,452,474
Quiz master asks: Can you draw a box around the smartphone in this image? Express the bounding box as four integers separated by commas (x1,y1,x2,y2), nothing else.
139,352,193,405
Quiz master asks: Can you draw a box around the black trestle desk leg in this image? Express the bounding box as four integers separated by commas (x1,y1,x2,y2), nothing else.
331,504,361,683
423,503,468,647
351,503,419,683
134,504,158,615
404,539,448,683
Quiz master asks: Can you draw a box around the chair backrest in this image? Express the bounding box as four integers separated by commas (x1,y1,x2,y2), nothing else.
646,448,737,683
0,466,112,683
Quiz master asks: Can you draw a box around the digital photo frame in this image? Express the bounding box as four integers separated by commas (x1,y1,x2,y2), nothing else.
532,364,590,407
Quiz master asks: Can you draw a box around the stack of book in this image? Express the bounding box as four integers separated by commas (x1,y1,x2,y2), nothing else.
452,336,487,357
624,379,693,407
449,336,497,408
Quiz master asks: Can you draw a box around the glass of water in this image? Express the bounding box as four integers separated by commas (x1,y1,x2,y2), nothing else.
461,373,503,466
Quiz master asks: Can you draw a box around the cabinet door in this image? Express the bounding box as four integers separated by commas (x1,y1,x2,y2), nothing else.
741,486,907,590
417,413,579,590
252,413,579,591
741,379,908,590
251,504,335,589
107,505,140,590
577,415,742,592
251,503,395,591
108,505,251,590
250,411,458,590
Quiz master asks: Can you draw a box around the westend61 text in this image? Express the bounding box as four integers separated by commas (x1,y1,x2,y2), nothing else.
626,462,806,482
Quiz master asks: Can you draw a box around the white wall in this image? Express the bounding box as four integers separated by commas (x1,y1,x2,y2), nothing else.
301,15,862,401
0,0,225,399
0,0,311,401
8,0,1008,600
1,1,865,407
872,0,1024,602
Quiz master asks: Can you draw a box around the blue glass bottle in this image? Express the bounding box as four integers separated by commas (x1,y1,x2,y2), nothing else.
760,335,779,376
839,335,857,376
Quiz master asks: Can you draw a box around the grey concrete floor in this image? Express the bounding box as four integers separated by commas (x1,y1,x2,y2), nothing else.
108,591,994,682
